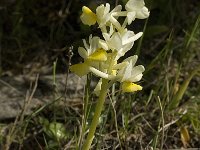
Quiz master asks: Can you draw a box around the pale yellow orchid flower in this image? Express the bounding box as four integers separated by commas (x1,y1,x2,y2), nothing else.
117,55,145,92
125,0,150,24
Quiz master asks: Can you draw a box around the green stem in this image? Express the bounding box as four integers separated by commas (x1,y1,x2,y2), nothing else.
82,78,109,150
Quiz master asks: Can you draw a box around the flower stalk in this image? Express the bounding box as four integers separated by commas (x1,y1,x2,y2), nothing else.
82,78,108,150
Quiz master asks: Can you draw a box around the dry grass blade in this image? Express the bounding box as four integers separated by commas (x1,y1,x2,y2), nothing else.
4,74,39,150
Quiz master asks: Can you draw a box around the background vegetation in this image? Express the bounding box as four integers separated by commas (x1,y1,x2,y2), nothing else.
0,0,200,149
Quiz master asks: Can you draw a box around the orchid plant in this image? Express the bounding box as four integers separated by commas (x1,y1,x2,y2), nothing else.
70,0,149,149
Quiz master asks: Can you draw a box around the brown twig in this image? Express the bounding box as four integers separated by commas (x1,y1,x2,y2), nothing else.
64,46,73,100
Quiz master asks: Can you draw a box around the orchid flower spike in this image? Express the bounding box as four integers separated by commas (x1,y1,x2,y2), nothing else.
75,1,150,149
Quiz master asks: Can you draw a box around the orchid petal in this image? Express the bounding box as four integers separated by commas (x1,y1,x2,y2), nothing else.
70,63,90,77
80,6,97,26
78,47,87,59
88,49,107,61
122,82,142,92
